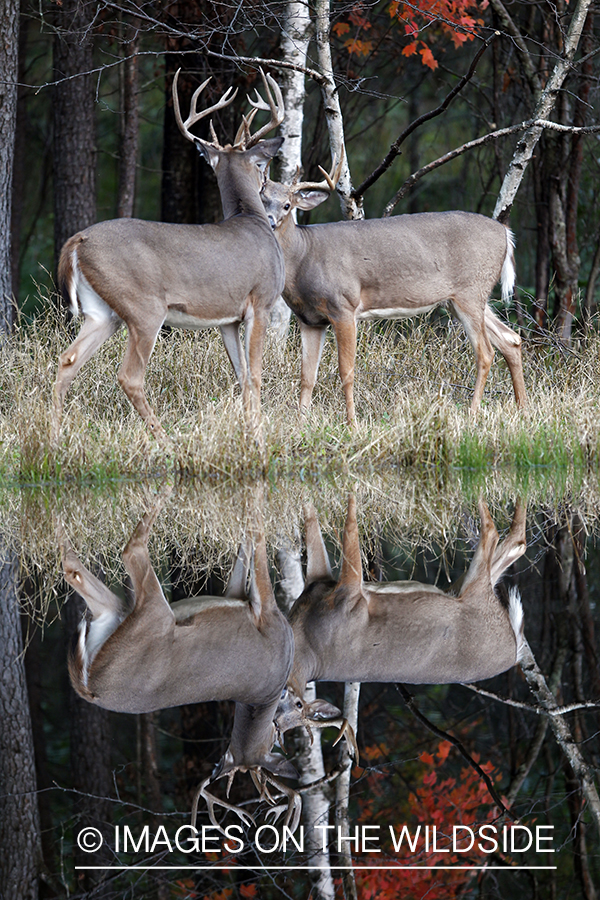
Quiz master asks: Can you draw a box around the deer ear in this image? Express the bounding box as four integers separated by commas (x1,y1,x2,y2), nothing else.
195,139,221,170
295,190,330,211
263,752,298,780
247,137,284,172
306,698,342,722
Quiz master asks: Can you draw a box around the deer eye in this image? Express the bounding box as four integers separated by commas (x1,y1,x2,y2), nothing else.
284,203,291,211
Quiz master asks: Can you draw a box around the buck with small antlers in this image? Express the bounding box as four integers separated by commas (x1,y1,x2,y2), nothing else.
61,486,301,832
261,161,527,423
275,495,527,738
52,69,286,445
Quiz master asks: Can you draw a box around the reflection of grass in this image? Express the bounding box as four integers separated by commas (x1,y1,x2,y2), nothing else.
2,299,600,483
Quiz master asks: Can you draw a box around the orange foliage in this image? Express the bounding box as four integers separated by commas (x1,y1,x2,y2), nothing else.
333,0,485,69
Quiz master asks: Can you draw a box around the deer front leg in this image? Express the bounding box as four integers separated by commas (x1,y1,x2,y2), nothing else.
332,317,358,425
298,323,327,414
244,306,269,446
220,322,249,404
118,323,169,442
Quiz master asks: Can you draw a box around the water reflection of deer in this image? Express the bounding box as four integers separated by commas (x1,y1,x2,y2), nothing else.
276,496,527,739
59,487,300,831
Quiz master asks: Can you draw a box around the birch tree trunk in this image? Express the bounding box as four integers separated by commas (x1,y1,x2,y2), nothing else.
270,1,312,339
493,0,593,223
314,0,363,222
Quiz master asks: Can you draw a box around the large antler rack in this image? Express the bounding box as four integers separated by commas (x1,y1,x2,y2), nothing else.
233,68,285,150
172,69,238,149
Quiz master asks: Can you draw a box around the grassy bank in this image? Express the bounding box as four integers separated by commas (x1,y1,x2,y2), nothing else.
2,296,599,484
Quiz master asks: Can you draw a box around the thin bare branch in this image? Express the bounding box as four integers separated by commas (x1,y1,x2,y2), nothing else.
353,34,496,201
396,684,518,820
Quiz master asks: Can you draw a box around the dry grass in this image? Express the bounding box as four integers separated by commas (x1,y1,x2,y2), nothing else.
1,290,600,485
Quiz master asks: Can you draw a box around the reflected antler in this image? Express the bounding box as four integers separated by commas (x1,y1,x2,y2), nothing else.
276,690,359,761
192,764,301,835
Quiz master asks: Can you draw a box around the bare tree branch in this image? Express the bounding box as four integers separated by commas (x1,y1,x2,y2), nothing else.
353,33,496,201
396,684,518,821
383,118,600,215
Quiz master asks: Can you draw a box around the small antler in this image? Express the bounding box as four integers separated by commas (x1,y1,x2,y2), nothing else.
173,69,238,148
234,68,285,150
291,151,344,194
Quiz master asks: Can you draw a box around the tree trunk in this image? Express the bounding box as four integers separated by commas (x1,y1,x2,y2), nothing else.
0,539,42,900
52,0,97,271
270,0,312,339
118,20,140,219
0,0,20,332
493,0,593,224
314,0,363,221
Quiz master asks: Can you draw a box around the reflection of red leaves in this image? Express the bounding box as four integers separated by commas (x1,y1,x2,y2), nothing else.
357,739,501,899
333,21,350,36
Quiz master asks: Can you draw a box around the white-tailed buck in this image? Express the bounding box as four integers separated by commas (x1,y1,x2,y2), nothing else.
52,69,286,444
60,487,301,831
261,164,527,423
275,495,527,739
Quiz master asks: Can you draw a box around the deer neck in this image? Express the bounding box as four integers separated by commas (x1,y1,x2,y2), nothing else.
215,161,269,222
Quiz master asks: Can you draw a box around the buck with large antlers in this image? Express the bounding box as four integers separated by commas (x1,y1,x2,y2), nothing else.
52,69,285,445
261,161,527,423
61,487,301,832
275,495,526,738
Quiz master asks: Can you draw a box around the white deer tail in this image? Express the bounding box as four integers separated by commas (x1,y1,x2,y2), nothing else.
501,228,516,304
507,585,526,662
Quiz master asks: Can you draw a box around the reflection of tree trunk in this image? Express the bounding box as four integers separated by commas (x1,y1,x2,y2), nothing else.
335,682,360,900
11,11,28,304
24,622,55,875
277,535,334,900
0,540,42,900
63,589,113,894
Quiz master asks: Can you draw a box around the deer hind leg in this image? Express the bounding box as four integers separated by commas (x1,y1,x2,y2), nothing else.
489,498,527,586
299,323,327,414
459,500,500,595
485,307,527,409
52,312,122,443
332,316,358,425
451,299,494,415
117,322,168,441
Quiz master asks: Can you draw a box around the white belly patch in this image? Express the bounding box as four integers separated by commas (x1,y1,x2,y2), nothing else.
357,304,438,321
164,310,239,330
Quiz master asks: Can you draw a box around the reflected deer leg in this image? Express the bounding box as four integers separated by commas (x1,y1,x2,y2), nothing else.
489,498,527,584
299,323,327,414
52,314,122,444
